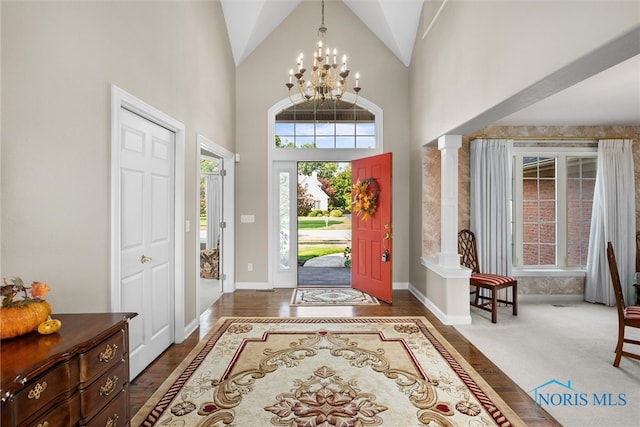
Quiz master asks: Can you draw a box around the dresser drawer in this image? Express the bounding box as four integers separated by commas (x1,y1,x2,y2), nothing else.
20,392,80,427
79,329,126,383
13,358,79,425
84,385,129,427
80,359,127,422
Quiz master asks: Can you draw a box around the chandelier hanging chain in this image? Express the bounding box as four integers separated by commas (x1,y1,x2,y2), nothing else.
286,0,360,103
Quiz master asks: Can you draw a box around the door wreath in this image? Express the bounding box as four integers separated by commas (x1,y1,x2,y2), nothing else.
352,178,379,221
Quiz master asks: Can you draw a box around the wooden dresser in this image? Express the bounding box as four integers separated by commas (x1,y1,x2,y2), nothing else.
1,312,136,426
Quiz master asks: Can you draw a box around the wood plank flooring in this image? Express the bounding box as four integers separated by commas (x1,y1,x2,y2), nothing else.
129,289,561,426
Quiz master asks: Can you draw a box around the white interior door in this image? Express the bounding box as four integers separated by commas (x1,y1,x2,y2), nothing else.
119,108,175,379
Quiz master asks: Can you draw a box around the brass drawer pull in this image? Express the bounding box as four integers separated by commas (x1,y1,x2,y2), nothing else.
99,343,118,363
106,414,119,427
28,381,47,400
99,375,119,396
37,422,49,427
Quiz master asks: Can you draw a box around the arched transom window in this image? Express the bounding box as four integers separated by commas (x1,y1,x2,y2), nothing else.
275,100,376,149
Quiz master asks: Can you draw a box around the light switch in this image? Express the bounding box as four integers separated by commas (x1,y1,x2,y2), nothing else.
241,214,255,223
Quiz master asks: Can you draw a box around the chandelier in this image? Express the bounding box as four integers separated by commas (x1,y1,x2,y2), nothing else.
286,0,361,103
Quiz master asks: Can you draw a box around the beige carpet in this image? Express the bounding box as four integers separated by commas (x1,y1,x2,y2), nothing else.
456,301,640,427
133,317,525,426
290,287,379,306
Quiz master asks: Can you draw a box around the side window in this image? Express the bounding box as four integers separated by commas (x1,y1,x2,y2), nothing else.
513,147,596,269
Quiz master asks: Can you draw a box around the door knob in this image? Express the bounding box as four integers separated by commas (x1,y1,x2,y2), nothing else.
140,255,153,264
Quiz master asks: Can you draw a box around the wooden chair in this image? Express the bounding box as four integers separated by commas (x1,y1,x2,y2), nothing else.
458,229,517,323
606,241,640,367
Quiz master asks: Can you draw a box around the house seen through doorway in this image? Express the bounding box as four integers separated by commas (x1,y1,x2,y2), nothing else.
297,161,352,287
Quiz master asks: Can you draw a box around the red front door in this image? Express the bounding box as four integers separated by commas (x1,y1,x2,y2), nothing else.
351,153,392,303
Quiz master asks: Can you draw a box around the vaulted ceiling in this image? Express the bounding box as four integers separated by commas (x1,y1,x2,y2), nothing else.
220,0,423,67
220,1,640,127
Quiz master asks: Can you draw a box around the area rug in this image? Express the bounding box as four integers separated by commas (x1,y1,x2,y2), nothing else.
290,287,379,306
132,317,524,426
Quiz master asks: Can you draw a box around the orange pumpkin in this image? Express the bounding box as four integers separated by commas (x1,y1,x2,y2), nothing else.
0,301,52,339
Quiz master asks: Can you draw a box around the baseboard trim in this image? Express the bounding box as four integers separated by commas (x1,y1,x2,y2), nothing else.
182,318,199,344
408,284,472,325
393,282,409,290
232,282,409,291
235,282,272,290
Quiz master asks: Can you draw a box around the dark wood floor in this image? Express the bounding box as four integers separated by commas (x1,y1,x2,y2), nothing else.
129,289,561,426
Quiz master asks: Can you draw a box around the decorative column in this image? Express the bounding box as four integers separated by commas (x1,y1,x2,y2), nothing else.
438,134,462,268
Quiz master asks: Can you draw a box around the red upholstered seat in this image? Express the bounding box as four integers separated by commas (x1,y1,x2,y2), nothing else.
625,306,640,320
458,229,517,323
606,241,640,367
471,273,516,286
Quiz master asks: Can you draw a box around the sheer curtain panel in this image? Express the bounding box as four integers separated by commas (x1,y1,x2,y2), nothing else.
470,139,514,275
205,174,221,250
585,139,636,306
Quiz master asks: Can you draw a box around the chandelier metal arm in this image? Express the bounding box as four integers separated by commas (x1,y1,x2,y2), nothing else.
285,0,361,104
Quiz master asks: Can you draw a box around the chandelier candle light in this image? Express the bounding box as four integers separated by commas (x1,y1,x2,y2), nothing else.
286,0,361,103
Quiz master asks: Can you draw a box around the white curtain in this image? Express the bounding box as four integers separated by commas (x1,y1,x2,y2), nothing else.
585,139,636,306
205,174,221,250
470,139,514,275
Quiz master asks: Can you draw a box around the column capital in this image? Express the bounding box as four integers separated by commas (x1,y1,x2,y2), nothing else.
438,134,462,150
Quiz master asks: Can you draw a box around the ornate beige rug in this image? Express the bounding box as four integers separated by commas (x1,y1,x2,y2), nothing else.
133,317,525,426
290,287,379,306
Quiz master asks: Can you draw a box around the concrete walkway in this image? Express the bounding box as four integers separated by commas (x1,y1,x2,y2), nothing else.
302,253,347,267
299,254,351,286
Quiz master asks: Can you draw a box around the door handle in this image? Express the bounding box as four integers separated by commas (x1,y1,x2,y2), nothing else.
140,255,153,264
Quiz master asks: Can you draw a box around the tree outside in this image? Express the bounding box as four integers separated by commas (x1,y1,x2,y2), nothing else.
297,162,352,267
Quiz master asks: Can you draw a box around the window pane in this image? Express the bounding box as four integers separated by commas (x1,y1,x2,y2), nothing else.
295,122,315,136
538,201,556,222
523,223,539,244
523,244,539,265
296,136,315,148
316,136,334,149
521,157,557,267
567,157,596,266
279,172,290,269
539,243,556,265
356,123,375,136
276,136,295,148
356,136,376,149
336,123,355,135
275,122,294,135
336,136,355,149
539,223,555,243
316,122,335,136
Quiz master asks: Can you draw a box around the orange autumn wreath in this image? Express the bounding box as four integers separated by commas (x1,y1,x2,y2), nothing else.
352,178,379,221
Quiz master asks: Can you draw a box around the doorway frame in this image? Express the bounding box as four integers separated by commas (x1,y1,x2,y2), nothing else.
267,93,383,288
110,85,187,343
196,133,236,299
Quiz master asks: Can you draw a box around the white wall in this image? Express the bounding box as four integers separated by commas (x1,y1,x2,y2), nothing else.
1,1,235,326
411,1,640,145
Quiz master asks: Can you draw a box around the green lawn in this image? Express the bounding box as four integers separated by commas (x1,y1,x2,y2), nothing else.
298,219,343,229
298,216,351,230
298,244,347,265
